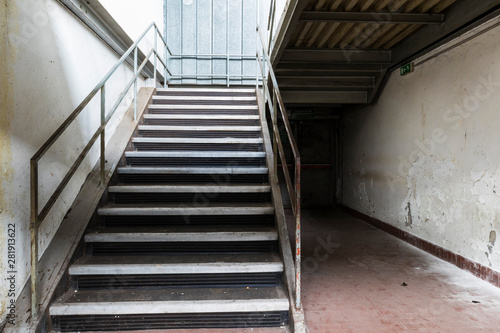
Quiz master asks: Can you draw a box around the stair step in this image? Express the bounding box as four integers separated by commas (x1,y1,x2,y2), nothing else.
153,95,257,103
108,185,271,204
125,151,265,158
116,167,269,185
108,185,271,193
138,125,261,131
143,114,259,120
150,104,258,110
156,88,256,94
132,137,263,144
71,262,283,275
97,203,274,216
117,167,268,175
125,151,266,167
85,225,277,243
131,137,264,152
50,287,289,315
70,255,283,275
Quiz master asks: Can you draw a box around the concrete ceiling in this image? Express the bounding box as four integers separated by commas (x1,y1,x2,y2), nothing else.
271,0,500,107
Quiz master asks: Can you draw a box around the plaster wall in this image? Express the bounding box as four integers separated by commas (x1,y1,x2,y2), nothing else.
0,0,146,325
100,0,166,63
343,24,500,273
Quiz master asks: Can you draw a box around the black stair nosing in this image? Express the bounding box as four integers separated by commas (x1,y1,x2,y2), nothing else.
73,272,284,290
51,312,288,332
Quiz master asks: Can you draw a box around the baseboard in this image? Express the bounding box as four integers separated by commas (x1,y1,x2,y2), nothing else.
341,205,500,289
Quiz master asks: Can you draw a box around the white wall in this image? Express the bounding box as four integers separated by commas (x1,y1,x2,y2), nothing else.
0,0,147,325
343,23,500,273
100,0,166,73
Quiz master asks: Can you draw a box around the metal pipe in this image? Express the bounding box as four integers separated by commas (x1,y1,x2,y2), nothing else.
106,49,155,124
154,32,158,84
169,54,255,58
100,85,106,187
30,159,39,319
164,41,168,87
30,23,156,164
226,0,229,87
295,156,302,309
134,46,138,120
256,23,302,312
28,23,170,321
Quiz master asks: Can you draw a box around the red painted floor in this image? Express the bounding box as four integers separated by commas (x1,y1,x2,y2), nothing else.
93,208,500,333
293,209,500,333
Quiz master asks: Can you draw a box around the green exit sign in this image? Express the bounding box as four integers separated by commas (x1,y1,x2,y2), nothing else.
400,62,414,76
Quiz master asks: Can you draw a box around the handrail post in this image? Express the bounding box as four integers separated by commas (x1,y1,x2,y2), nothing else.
154,31,158,85
295,157,302,309
272,92,278,177
134,46,138,121
164,43,168,88
100,85,106,187
255,27,259,90
30,160,39,319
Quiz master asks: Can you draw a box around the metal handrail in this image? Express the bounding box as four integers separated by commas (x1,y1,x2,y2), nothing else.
30,22,169,319
256,25,302,310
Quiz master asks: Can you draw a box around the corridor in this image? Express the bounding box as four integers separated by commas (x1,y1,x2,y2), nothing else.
295,209,500,333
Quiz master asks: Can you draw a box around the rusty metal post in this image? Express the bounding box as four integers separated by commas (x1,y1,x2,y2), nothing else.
30,159,39,319
295,157,302,309
100,85,106,187
272,93,278,177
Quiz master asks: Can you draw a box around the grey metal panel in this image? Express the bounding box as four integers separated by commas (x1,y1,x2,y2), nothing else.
197,0,213,82
166,0,259,86
181,0,197,84
242,0,258,85
213,0,228,85
166,0,182,82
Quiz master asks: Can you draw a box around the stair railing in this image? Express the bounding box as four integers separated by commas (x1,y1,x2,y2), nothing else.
256,25,302,310
29,22,170,320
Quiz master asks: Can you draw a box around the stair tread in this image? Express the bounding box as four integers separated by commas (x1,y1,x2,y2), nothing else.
117,167,268,174
88,225,276,234
153,95,256,101
143,114,259,120
132,137,263,143
85,225,278,243
70,253,283,275
51,287,288,316
98,203,274,216
125,151,266,157
74,252,281,265
138,125,261,131
149,105,258,110
156,88,256,93
108,184,271,193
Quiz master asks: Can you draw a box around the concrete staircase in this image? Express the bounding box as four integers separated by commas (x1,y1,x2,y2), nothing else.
49,88,291,331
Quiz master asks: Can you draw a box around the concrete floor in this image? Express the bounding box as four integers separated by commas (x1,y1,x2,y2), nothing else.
96,208,500,333
294,208,500,333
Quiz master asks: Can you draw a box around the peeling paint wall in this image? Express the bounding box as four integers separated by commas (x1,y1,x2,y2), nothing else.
343,24,500,273
1,0,148,325
1,0,16,325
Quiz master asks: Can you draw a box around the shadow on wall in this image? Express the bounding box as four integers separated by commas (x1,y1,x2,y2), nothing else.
1,0,136,325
